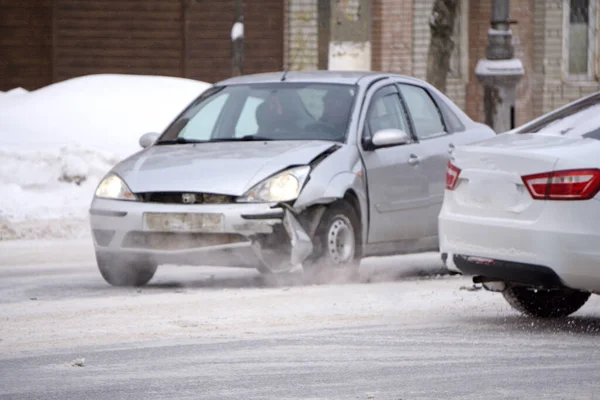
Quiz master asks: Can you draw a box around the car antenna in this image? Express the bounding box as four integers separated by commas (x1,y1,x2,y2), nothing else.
281,40,301,81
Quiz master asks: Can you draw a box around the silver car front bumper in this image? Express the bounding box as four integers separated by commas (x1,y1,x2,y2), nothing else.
89,197,313,271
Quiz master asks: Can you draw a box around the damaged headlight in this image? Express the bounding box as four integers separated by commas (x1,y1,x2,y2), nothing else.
95,174,138,201
238,166,311,203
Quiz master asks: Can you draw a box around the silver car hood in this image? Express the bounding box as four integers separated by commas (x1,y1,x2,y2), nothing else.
114,140,339,195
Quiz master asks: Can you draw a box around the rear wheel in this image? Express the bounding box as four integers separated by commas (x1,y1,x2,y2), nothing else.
96,253,157,287
502,285,590,318
303,201,361,284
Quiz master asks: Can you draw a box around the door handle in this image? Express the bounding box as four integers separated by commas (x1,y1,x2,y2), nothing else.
448,143,455,154
408,154,420,166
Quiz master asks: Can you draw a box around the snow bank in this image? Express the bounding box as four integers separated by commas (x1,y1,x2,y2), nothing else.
0,74,211,240
1,87,29,96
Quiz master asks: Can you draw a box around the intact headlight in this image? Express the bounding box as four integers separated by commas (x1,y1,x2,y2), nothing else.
95,174,138,201
238,166,311,203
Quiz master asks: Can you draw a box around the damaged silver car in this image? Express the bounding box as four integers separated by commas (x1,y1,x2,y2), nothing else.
90,71,494,286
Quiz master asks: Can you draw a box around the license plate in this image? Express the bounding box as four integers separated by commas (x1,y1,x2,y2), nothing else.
144,213,223,232
467,180,519,208
467,180,494,205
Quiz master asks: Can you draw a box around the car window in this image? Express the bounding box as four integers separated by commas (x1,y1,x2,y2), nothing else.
298,88,328,120
399,84,446,139
516,99,600,140
367,92,409,135
235,96,263,137
158,83,357,144
436,96,465,132
179,92,230,140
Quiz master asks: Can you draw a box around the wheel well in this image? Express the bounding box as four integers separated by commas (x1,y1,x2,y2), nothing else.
343,189,362,239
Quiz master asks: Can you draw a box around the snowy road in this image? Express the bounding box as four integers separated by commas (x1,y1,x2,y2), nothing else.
1,248,600,399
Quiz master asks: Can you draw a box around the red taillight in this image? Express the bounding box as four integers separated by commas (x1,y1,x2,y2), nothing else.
522,169,600,200
446,161,461,190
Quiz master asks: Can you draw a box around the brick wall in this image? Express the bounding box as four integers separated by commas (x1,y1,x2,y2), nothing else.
465,0,491,123
371,0,413,74
532,0,547,118
2,0,283,90
465,0,536,125
53,0,184,82
285,0,318,70
468,0,600,125
54,0,283,85
0,0,53,91
512,0,535,126
536,0,600,115
242,0,284,75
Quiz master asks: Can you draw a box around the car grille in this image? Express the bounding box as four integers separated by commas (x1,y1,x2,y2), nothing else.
122,232,248,250
137,192,235,204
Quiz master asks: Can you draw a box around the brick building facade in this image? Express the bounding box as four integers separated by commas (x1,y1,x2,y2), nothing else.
285,0,600,125
3,0,599,126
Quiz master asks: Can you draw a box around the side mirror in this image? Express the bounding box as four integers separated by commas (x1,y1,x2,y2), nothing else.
368,129,411,150
139,132,159,148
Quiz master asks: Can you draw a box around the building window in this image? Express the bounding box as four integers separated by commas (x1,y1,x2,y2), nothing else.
563,0,597,80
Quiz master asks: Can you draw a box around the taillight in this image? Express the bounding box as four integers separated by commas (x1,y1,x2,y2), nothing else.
522,169,600,200
446,161,461,190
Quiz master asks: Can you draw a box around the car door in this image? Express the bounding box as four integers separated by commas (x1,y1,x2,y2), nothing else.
359,83,429,244
397,83,460,238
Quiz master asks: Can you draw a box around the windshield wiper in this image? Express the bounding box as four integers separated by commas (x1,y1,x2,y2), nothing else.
155,137,208,145
209,135,275,142
156,135,275,145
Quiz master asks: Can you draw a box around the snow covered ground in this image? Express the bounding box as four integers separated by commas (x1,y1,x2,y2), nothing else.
0,74,210,240
2,250,600,399
0,274,486,356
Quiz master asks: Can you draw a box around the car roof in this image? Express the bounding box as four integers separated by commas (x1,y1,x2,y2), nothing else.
215,70,424,87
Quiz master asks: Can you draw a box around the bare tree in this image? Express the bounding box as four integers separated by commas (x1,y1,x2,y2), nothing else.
426,0,459,93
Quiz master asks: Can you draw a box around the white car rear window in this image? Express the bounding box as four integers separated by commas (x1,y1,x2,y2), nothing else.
523,99,600,140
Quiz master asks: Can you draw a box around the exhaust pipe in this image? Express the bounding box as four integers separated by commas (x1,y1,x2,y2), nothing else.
473,276,506,292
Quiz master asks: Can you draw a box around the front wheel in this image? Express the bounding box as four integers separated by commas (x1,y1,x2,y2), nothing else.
502,286,590,318
303,201,361,284
96,253,158,287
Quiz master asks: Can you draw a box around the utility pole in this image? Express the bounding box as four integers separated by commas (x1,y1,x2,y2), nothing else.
475,0,524,132
231,0,244,76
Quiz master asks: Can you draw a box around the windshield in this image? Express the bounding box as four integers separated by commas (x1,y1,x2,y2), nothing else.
157,82,357,144
515,95,600,140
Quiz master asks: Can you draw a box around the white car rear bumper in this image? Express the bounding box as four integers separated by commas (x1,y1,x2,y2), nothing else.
439,198,600,292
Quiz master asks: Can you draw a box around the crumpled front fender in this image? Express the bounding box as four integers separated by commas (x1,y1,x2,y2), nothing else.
282,209,314,266
294,167,368,246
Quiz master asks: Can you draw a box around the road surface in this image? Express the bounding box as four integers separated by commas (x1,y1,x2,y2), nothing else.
1,244,600,400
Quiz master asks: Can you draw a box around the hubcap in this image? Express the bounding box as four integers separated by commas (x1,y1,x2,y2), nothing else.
327,216,355,265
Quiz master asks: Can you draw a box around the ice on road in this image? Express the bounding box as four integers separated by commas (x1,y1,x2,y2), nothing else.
0,245,452,356
1,259,600,399
0,272,475,356
1,249,600,399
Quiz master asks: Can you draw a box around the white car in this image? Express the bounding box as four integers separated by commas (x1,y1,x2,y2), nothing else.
439,91,600,318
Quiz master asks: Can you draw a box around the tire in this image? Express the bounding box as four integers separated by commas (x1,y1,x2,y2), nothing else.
303,201,361,284
502,285,590,318
96,253,157,287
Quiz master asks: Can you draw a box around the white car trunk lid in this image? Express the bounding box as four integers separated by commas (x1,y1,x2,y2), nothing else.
447,133,584,220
